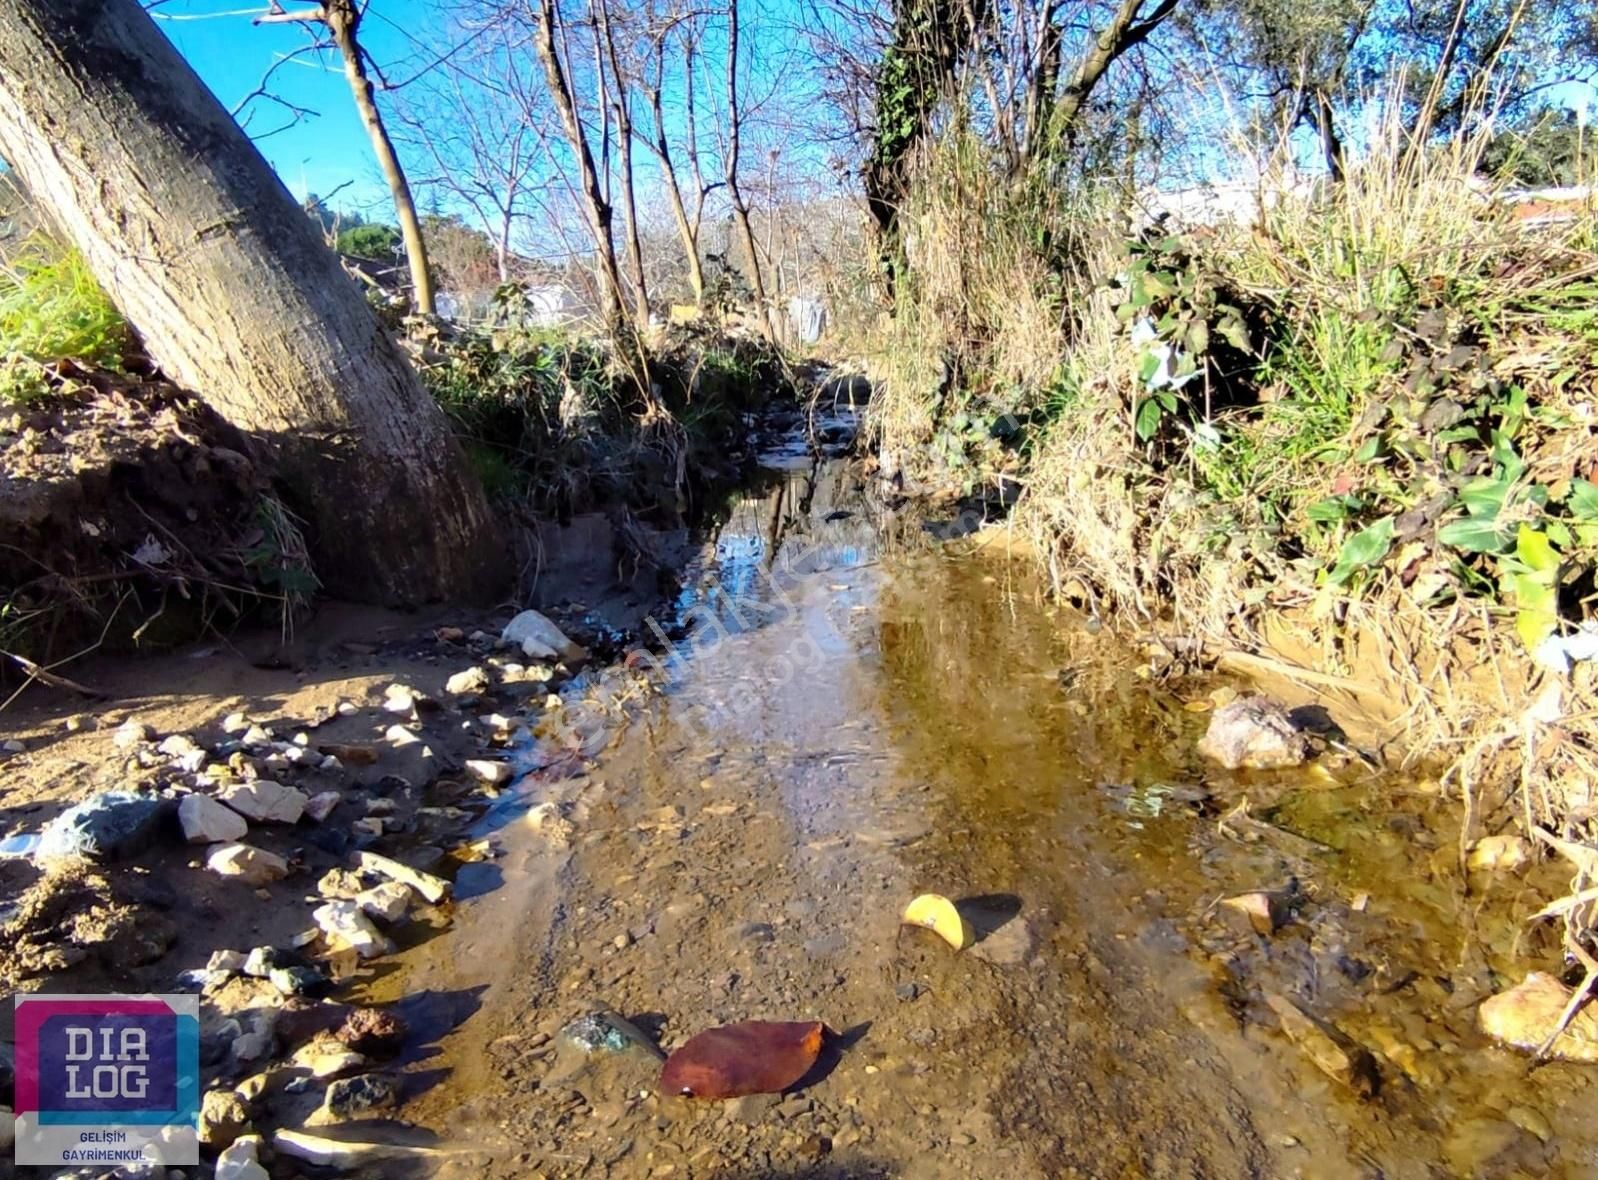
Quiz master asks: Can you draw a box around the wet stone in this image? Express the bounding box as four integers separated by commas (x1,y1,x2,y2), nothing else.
1197,695,1312,770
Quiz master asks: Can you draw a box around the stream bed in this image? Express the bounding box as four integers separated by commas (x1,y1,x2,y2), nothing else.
362,443,1598,1179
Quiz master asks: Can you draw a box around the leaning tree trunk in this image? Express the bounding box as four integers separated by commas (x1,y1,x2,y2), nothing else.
0,0,505,605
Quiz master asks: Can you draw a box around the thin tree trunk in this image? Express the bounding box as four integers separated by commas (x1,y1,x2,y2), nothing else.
644,37,706,305
533,0,628,330
724,0,772,340
322,0,436,316
0,0,504,604
595,0,650,326
1315,89,1346,181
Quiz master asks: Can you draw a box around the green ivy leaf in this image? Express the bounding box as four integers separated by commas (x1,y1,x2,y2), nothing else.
1515,523,1561,579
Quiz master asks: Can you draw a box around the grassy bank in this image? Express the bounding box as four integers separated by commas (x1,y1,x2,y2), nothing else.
864,112,1598,866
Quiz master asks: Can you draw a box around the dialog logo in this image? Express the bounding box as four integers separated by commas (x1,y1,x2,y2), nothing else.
13,993,199,1166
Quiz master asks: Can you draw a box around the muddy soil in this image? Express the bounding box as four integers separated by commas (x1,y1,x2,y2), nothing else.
0,364,282,664
1,410,1594,1179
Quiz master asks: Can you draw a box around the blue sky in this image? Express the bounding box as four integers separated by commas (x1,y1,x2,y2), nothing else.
155,1,439,212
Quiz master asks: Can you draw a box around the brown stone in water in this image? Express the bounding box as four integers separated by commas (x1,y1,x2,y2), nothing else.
1479,973,1598,1062
1198,695,1311,770
661,1020,825,1099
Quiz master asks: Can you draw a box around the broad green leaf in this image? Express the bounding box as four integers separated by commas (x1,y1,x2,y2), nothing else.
1437,515,1513,553
1307,495,1361,523
1328,516,1395,585
1458,476,1510,519
1354,435,1383,463
1137,351,1162,384
1135,396,1162,441
1512,576,1559,653
1142,272,1177,299
1217,317,1250,352
1569,478,1598,521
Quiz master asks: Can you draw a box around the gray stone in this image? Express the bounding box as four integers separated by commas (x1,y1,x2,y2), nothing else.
37,791,172,862
270,965,330,997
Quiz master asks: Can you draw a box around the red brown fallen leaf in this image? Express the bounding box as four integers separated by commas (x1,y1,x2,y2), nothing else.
661,1020,826,1098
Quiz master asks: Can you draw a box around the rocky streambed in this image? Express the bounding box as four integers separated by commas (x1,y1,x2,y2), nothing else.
2,413,1597,1178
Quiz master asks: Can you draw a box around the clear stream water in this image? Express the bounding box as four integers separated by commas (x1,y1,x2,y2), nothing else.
364,432,1598,1179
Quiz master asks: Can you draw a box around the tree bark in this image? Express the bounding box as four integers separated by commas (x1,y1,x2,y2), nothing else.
0,0,505,605
322,0,437,316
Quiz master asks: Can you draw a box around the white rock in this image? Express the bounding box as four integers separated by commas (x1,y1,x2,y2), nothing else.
336,700,357,717
112,720,154,749
502,609,585,662
207,949,248,975
311,900,394,959
354,882,412,924
221,712,251,735
385,724,421,748
465,759,512,786
304,791,341,823
219,781,307,825
216,1135,270,1180
207,842,289,886
180,794,249,844
241,725,273,748
383,685,418,713
274,1128,455,1167
352,816,384,838
358,850,452,903
446,666,491,696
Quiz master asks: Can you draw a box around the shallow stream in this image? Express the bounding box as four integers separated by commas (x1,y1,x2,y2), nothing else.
368,439,1598,1179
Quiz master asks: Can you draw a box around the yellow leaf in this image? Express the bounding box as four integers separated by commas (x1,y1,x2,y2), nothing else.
901,894,972,951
